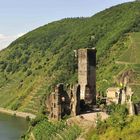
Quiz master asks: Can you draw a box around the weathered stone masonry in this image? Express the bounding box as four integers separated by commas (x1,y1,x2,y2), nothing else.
78,48,96,104
46,84,80,120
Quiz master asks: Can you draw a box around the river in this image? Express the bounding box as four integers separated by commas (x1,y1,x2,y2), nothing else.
0,113,28,140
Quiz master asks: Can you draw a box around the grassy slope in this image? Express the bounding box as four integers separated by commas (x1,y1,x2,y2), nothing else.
0,1,140,114
86,111,140,140
122,32,140,103
22,115,81,140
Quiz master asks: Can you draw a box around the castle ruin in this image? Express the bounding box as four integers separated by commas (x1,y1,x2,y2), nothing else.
46,48,96,120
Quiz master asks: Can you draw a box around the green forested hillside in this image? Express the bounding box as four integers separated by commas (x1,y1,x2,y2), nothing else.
0,1,140,114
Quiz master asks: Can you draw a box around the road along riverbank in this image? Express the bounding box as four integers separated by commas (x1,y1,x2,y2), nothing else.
0,107,36,119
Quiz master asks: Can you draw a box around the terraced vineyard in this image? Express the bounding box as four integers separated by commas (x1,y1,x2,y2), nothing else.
117,32,140,102
118,32,140,64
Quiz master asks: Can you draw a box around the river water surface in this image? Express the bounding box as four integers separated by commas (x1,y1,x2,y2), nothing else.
0,113,28,140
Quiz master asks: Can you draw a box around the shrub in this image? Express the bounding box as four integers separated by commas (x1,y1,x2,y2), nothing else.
26,70,32,76
30,114,48,127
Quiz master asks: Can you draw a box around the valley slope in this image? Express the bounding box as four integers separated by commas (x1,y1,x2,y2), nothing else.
0,1,140,114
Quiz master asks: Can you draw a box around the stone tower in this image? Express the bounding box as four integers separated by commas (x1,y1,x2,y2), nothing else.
78,48,96,104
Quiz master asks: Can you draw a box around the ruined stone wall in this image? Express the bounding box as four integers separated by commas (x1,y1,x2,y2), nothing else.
46,84,80,121
47,84,62,121
70,84,80,116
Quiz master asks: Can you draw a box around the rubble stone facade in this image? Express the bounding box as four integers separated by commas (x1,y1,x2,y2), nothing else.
46,84,80,120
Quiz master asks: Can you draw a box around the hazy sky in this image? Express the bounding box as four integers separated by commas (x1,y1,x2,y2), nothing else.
0,0,134,50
